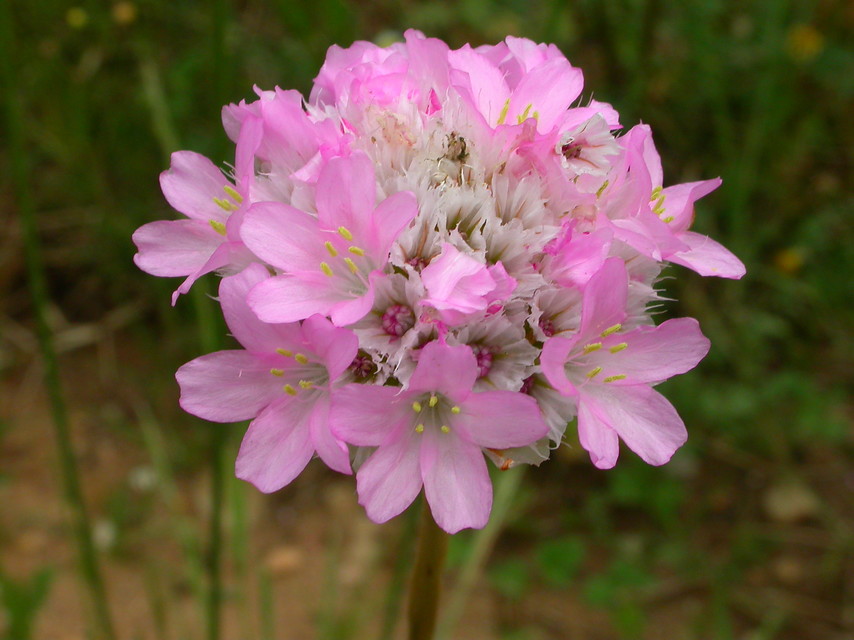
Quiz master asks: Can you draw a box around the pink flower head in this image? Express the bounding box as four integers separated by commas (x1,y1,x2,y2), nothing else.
241,152,418,326
330,341,548,533
176,264,358,491
541,258,710,468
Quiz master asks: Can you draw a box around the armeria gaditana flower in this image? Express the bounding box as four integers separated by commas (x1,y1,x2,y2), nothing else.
134,30,744,533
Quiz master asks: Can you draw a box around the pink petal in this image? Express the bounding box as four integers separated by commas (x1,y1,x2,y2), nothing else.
235,396,316,492
579,258,628,338
176,351,281,422
170,241,242,305
577,399,621,469
357,430,423,524
300,314,359,379
316,153,376,234
328,286,376,327
661,179,721,232
330,384,409,446
669,232,746,279
240,201,323,273
582,385,688,467
421,430,492,533
308,396,351,475
508,57,583,131
133,219,223,277
448,47,510,125
455,391,549,448
586,318,711,385
539,336,580,396
368,190,418,257
160,151,232,221
408,342,478,399
218,264,302,353
247,273,347,324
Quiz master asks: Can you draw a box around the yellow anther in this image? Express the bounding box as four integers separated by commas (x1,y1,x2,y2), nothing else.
609,342,628,353
320,262,334,277
298,380,314,389
269,368,284,377
223,185,243,203
496,98,511,126
651,186,662,199
337,226,353,241
583,342,602,354
662,216,674,223
596,180,610,198
324,241,338,257
428,395,438,408
213,197,238,212
440,425,450,434
415,424,425,433
586,366,603,379
348,246,366,256
516,104,532,124
601,323,622,337
209,219,227,236
276,348,293,357
451,406,461,414
603,374,627,383
283,384,297,396
344,257,359,274
412,401,422,413
294,353,309,364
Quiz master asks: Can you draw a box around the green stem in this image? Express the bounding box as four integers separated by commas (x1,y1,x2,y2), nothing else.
408,500,449,640
0,6,116,640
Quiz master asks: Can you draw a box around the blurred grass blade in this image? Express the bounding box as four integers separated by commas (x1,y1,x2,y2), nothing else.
0,568,54,640
0,6,117,640
436,466,526,640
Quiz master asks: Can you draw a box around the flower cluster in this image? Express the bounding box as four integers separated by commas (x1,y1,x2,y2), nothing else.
134,31,744,533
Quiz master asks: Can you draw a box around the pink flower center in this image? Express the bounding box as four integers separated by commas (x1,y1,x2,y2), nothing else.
350,354,376,379
538,317,555,337
520,375,535,395
470,344,494,377
381,304,415,337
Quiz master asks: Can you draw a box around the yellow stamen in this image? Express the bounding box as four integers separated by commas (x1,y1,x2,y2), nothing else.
344,257,359,274
603,374,627,383
450,406,461,414
601,323,622,337
213,197,237,212
586,366,603,379
348,246,366,256
269,368,284,377
298,380,314,389
412,401,422,413
337,226,353,241
415,424,425,433
209,219,227,236
516,103,532,124
609,342,628,353
283,384,297,396
320,262,334,277
440,425,450,434
223,185,243,203
596,180,610,198
324,241,338,257
662,216,674,223
532,110,540,120
583,342,602,353
651,186,662,199
428,395,438,408
496,98,511,126
294,353,309,364
276,348,293,357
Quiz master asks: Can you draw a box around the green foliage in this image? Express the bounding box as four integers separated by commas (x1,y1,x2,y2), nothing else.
0,569,53,640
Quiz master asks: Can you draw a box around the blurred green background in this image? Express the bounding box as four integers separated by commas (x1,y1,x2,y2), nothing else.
1,0,852,639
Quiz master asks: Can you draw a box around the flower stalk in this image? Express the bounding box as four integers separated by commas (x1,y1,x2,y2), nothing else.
408,500,449,640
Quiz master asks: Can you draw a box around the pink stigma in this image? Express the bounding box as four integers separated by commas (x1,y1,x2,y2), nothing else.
470,344,494,377
538,317,555,337
381,304,415,337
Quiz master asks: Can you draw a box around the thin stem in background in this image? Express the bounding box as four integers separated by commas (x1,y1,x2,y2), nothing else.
407,500,449,640
0,5,117,640
378,504,420,640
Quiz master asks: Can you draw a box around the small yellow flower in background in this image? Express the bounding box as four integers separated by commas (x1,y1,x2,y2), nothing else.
773,247,805,275
66,7,88,29
112,2,137,26
786,24,824,63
